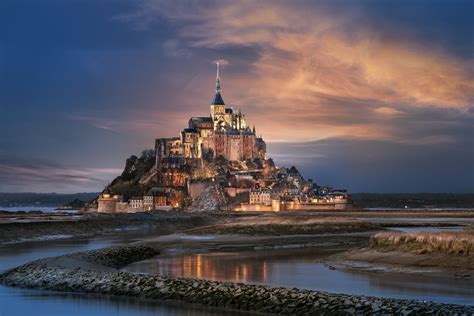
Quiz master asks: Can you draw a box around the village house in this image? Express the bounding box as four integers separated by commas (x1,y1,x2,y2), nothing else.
249,188,272,206
129,197,144,210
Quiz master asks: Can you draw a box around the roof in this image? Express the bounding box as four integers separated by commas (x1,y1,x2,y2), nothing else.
212,91,225,105
190,117,212,123
182,127,198,133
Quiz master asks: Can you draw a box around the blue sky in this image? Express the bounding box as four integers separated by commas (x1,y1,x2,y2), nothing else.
0,0,473,193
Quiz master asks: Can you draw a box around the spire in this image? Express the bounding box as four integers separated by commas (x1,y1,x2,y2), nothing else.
215,61,221,93
212,61,225,105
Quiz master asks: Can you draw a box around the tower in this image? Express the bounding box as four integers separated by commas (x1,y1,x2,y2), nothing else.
210,62,226,129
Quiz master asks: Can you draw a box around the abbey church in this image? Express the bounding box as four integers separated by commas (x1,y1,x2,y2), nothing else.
96,63,352,213
155,63,266,163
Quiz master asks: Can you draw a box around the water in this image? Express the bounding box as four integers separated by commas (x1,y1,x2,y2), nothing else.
124,248,474,306
389,226,466,233
0,286,254,316
0,206,79,213
0,235,253,316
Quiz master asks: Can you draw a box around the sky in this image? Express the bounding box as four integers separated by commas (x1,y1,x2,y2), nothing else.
0,0,473,193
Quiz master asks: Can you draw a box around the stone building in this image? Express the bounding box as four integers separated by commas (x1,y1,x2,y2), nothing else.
156,62,266,164
97,194,121,213
144,188,168,211
249,188,272,206
129,197,144,210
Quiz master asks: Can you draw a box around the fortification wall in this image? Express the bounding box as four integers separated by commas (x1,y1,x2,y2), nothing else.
98,199,117,213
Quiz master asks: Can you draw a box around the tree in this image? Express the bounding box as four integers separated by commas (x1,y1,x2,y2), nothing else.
141,149,155,159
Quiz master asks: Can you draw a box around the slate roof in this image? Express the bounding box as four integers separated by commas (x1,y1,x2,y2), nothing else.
212,91,225,105
182,127,198,133
190,117,213,123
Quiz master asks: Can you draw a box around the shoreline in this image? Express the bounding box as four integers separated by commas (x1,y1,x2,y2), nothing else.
0,212,214,245
2,244,473,315
1,210,473,314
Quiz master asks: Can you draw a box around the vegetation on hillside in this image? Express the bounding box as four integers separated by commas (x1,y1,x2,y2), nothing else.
102,154,156,199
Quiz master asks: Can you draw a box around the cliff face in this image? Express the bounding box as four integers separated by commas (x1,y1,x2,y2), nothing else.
93,150,271,211
186,183,228,212
102,155,157,199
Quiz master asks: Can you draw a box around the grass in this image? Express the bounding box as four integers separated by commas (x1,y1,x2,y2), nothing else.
369,229,474,256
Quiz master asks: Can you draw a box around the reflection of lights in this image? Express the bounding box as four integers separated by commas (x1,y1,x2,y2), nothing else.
262,261,267,282
196,254,202,278
170,253,270,283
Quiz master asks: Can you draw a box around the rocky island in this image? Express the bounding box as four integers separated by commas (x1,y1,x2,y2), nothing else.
89,63,351,214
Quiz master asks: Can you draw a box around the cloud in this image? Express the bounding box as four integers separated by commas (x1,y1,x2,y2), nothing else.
0,157,121,193
116,0,474,143
215,58,230,66
374,107,405,117
68,111,189,137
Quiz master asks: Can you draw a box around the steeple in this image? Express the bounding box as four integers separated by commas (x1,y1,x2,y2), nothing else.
212,61,225,105
216,61,221,93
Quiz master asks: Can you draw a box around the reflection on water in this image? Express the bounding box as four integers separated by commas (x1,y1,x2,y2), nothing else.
139,252,270,283
0,285,251,316
0,235,255,316
124,248,474,306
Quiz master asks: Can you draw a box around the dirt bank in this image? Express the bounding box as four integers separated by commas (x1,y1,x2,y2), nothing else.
0,212,215,245
370,230,474,255
3,210,472,245
330,230,474,273
184,215,383,236
331,248,474,272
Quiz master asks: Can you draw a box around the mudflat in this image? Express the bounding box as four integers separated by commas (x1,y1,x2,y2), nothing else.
1,209,474,314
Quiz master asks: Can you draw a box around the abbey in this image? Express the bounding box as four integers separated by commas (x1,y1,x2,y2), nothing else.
96,63,352,213
155,63,266,163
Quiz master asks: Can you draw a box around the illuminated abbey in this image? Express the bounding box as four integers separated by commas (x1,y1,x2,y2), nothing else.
155,63,266,163
96,63,352,213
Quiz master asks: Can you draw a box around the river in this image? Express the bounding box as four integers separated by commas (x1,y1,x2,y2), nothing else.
123,244,474,306
0,234,253,316
1,226,472,315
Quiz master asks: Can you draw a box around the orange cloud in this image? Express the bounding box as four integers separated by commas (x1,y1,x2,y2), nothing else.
120,1,474,143
374,107,405,117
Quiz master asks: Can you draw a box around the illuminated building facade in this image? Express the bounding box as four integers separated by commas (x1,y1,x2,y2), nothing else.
156,62,266,163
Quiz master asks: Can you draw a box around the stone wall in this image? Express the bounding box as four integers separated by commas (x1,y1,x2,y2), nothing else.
225,187,250,198
97,195,120,213
236,204,273,212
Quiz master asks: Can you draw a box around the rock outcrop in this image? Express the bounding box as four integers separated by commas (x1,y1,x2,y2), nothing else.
186,183,228,212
